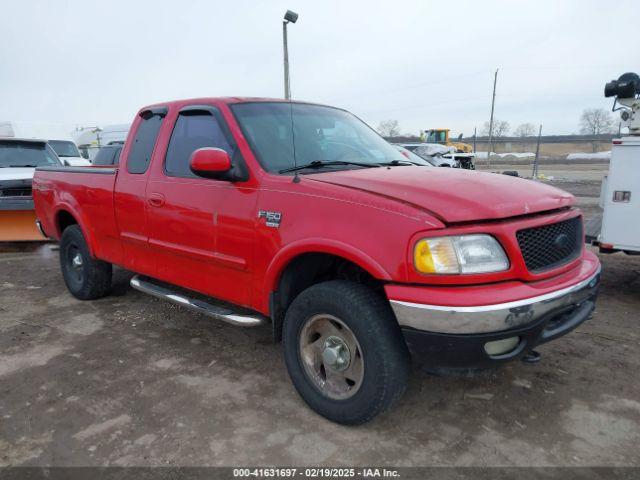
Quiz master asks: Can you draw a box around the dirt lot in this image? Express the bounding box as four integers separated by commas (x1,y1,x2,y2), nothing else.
1,164,639,468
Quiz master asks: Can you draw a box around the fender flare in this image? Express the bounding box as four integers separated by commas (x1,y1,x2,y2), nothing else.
54,202,97,258
263,238,392,303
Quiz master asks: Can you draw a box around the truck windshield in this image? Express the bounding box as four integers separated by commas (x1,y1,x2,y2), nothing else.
0,141,61,168
231,102,428,173
48,140,81,157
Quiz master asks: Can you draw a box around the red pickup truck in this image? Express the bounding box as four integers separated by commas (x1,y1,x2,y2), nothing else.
33,98,600,424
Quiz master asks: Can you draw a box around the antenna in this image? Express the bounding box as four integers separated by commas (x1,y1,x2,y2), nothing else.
288,100,300,183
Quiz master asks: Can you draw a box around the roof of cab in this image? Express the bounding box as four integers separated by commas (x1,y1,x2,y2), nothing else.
138,97,331,112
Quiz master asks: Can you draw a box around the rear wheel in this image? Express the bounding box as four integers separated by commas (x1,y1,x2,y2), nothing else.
60,225,112,300
283,280,410,425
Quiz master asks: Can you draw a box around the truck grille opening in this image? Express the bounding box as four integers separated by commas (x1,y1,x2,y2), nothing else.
516,216,582,273
0,187,32,197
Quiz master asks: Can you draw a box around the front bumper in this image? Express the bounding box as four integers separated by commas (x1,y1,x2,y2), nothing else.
389,266,600,369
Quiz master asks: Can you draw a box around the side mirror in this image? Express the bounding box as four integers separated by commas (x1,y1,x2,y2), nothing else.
189,148,232,178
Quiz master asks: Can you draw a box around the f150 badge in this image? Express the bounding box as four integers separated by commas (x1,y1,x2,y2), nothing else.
258,210,282,228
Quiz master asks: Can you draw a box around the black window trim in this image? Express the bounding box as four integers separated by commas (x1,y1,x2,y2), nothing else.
140,106,168,119
162,104,246,181
126,108,166,175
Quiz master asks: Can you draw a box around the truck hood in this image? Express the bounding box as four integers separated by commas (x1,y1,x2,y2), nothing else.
306,167,574,223
0,167,35,182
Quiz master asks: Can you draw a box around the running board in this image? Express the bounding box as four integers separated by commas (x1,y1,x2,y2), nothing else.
130,275,266,327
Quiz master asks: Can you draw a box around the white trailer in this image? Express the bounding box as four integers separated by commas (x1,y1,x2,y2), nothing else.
597,136,640,253
593,72,640,255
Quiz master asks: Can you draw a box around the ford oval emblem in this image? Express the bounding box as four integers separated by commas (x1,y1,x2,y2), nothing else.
554,233,570,249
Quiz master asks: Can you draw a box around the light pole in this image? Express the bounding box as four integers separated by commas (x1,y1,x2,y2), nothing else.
283,9,298,100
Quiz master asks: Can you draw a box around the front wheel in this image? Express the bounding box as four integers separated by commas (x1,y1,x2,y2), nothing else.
60,225,112,300
283,280,410,425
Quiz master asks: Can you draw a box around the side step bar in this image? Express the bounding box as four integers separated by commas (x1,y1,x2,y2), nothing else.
130,275,266,328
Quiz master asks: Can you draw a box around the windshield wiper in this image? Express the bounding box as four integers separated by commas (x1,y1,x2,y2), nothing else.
279,160,380,174
378,159,421,166
4,164,39,168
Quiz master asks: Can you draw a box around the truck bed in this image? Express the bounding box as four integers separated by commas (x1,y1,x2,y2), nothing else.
32,166,123,263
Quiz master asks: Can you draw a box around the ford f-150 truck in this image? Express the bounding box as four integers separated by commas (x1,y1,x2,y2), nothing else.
33,98,601,424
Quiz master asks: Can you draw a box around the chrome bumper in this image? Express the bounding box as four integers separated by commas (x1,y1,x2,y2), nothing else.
390,268,601,334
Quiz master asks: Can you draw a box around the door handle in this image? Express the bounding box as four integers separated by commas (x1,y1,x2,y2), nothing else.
148,193,166,207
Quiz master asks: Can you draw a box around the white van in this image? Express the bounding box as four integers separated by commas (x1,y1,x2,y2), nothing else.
0,121,90,167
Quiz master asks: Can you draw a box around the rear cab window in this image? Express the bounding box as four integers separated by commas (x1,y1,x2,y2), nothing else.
126,109,166,174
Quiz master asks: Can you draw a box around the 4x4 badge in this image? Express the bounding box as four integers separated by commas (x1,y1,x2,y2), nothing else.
258,210,282,228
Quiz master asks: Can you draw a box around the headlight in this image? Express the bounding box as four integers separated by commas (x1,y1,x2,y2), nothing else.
414,234,509,274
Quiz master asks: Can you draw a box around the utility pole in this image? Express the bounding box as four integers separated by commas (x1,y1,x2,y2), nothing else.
532,124,542,179
282,10,298,100
486,69,498,168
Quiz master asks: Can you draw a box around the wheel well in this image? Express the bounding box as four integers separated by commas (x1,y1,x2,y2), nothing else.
270,253,383,342
56,210,78,236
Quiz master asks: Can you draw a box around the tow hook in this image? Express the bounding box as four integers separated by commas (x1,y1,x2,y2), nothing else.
521,350,541,364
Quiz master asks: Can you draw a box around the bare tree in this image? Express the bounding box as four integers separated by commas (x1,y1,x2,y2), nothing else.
580,108,614,152
579,108,613,135
514,123,536,137
377,119,401,138
482,119,510,137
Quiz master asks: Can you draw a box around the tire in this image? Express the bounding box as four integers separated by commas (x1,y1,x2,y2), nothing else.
59,225,112,300
283,280,410,425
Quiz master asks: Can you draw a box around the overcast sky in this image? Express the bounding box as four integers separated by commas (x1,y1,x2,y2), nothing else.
1,0,637,137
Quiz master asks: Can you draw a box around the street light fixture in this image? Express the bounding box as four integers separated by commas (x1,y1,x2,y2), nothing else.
283,9,298,100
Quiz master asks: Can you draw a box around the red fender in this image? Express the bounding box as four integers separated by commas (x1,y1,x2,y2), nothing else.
260,237,392,312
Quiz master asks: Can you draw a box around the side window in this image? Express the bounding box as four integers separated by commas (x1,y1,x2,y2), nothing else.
127,113,164,174
164,111,234,177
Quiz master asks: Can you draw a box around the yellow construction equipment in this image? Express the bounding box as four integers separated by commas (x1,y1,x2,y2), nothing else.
425,129,473,154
